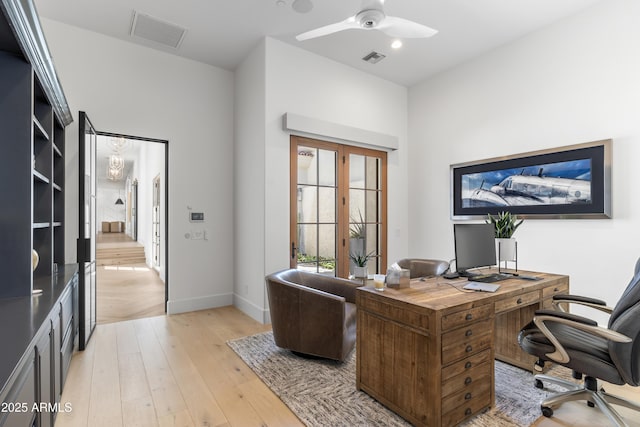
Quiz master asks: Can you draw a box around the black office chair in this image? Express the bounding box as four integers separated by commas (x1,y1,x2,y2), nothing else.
518,259,640,426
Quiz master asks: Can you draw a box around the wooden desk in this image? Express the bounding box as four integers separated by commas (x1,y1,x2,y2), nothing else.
355,270,569,427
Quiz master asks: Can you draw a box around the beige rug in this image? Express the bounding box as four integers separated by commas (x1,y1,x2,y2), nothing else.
228,331,572,427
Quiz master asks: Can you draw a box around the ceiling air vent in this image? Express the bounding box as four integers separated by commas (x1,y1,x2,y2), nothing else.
362,51,386,64
130,11,187,49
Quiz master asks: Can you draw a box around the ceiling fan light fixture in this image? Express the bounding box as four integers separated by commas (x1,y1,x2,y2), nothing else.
356,9,385,29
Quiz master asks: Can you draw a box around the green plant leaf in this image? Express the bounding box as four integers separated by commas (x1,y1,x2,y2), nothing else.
486,211,524,238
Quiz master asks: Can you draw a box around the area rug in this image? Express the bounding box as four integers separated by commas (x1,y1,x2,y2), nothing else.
228,331,571,427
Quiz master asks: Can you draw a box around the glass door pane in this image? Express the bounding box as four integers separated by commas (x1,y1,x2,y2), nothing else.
292,143,337,276
78,111,98,350
348,153,384,277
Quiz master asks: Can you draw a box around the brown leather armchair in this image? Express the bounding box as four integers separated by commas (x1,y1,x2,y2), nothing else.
396,258,450,278
265,269,361,362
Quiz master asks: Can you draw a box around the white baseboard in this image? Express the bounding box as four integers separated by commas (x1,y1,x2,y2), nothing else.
167,292,233,315
233,293,270,324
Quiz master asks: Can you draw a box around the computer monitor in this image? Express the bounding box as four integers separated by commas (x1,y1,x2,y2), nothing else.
453,223,496,276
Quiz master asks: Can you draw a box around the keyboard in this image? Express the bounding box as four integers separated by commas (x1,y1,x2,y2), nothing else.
468,273,511,283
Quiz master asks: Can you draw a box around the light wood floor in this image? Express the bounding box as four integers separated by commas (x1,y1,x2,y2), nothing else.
97,232,165,324
56,307,299,427
55,306,640,427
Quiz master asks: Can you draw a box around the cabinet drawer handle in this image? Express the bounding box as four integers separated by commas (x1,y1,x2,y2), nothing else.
465,392,472,400
465,377,472,385
465,362,472,369
517,298,522,304
465,313,473,321
465,408,472,416
554,287,559,292
465,345,473,353
465,329,473,337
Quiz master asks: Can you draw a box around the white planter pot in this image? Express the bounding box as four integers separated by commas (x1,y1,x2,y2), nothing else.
354,266,368,278
495,238,517,263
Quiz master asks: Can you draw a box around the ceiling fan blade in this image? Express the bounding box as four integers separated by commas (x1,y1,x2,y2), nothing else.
296,17,359,41
377,16,438,38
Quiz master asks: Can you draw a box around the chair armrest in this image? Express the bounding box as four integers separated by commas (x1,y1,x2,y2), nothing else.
533,309,632,364
535,309,597,326
551,294,613,314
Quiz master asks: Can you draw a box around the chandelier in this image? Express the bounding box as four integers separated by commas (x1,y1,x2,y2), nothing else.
107,137,130,181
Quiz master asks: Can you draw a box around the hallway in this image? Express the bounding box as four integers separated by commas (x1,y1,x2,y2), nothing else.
97,232,165,324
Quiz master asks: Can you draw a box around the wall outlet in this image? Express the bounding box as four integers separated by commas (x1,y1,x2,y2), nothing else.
190,230,207,240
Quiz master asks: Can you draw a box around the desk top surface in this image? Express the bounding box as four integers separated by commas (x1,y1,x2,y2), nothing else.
357,269,569,313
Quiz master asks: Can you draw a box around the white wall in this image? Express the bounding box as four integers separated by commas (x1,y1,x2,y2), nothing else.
235,38,408,323
234,40,267,320
42,19,235,314
132,142,166,279
96,182,126,226
408,0,640,320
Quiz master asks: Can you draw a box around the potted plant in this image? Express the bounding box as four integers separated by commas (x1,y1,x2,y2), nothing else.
349,210,367,274
486,211,523,264
349,250,374,278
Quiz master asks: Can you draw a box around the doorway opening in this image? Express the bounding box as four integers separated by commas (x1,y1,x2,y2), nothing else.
95,133,168,324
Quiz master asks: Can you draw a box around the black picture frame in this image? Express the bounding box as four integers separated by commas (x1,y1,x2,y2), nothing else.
451,139,611,219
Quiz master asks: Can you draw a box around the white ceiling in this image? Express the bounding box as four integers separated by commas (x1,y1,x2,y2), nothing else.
34,0,602,87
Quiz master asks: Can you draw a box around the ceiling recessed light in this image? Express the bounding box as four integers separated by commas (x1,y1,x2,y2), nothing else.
292,0,313,13
391,40,403,49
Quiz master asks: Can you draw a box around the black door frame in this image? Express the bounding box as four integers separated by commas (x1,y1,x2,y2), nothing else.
78,111,169,350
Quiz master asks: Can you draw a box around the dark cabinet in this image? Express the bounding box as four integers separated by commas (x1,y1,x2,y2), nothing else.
0,269,78,427
0,0,72,299
35,323,53,427
0,2,73,424
0,351,36,427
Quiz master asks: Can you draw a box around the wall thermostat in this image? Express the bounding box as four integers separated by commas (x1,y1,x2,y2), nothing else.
189,212,204,222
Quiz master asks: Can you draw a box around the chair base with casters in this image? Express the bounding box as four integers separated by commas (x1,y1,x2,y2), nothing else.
518,259,640,427
533,372,640,427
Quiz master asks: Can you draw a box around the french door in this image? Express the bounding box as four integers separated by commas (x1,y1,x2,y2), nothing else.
290,136,387,278
77,111,97,350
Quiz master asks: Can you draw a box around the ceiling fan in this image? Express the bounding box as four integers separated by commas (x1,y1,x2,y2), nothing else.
296,0,438,41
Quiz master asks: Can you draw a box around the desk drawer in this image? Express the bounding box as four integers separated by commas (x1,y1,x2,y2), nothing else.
442,304,493,331
442,329,492,365
542,282,569,299
495,290,539,313
442,348,492,381
442,360,491,397
358,293,430,332
442,318,493,348
442,377,491,425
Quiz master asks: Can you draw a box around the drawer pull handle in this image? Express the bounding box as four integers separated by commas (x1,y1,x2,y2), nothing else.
465,377,472,385
465,329,473,337
554,287,559,292
465,313,473,321
465,362,472,369
465,408,472,416
465,392,472,400
465,345,473,353
517,298,522,304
